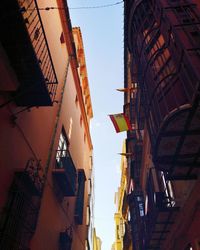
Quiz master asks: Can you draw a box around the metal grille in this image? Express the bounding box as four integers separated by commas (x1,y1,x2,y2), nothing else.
129,191,146,250
0,173,41,250
18,0,58,102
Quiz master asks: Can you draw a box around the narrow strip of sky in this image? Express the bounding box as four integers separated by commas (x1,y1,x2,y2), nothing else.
68,1,125,249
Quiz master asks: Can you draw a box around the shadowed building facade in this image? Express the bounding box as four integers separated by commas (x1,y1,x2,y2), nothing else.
124,0,200,249
0,1,94,249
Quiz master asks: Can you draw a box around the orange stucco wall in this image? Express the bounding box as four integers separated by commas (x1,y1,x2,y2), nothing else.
0,1,92,249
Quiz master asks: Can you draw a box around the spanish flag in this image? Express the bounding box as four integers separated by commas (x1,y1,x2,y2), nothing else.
109,113,132,133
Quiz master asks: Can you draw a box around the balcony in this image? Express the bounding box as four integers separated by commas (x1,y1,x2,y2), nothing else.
125,0,200,181
0,160,42,249
128,190,146,250
21,158,44,195
126,132,143,186
124,100,135,123
1,0,58,106
52,154,77,197
145,168,179,249
135,89,145,131
153,106,200,180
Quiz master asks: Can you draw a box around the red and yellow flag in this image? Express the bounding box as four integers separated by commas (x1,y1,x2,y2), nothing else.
109,113,132,133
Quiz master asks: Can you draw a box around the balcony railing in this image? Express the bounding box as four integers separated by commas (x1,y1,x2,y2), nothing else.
1,0,58,106
145,168,179,249
0,160,42,250
126,0,200,181
124,100,135,123
24,158,45,195
126,133,143,188
128,190,146,250
135,89,145,130
52,152,77,197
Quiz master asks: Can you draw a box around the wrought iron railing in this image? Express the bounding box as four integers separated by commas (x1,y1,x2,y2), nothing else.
127,0,200,135
147,168,176,210
19,0,58,102
145,168,179,249
53,150,77,197
55,150,77,181
128,190,146,250
0,158,43,250
25,158,45,194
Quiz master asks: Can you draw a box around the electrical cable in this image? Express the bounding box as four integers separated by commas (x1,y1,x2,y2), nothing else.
21,1,124,12
69,1,124,9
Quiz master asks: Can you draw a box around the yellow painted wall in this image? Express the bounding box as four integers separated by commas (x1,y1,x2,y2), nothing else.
93,228,102,250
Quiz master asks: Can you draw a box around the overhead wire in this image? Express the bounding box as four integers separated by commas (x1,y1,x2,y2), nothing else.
69,1,124,10
21,1,124,12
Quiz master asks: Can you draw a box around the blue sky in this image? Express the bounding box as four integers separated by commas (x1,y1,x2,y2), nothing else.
68,1,125,249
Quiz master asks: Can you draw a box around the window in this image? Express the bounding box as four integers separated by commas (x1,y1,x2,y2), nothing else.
56,128,69,166
74,170,86,224
89,156,93,170
145,194,148,215
0,173,41,250
86,206,90,226
137,196,145,217
160,171,175,207
116,225,120,239
53,130,76,198
88,178,92,196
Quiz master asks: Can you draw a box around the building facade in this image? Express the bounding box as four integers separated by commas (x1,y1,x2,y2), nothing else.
0,1,94,250
113,142,132,250
124,0,200,249
93,228,102,250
